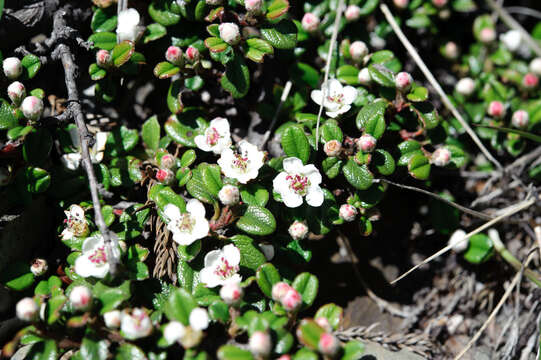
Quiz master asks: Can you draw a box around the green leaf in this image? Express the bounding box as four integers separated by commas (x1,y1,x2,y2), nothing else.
205,37,229,53
149,0,182,26
47,294,67,324
296,319,324,349
221,53,250,98
261,20,297,50
201,164,223,197
236,205,277,236
0,99,18,130
178,240,201,262
267,0,289,19
23,128,52,165
94,280,131,314
408,153,431,180
464,234,494,264
111,41,134,67
342,341,365,360
153,186,187,212
144,23,167,43
315,303,343,330
290,63,319,88
88,32,117,51
240,184,269,207
180,149,197,167
81,337,109,360
372,149,395,175
367,64,395,88
322,157,342,178
281,126,310,164
89,63,107,81
256,263,281,298
142,116,161,151
206,7,224,22
186,164,218,204
412,102,440,129
274,327,294,354
246,38,274,63
231,235,266,272
343,159,373,190
356,100,387,138
153,61,180,79
397,140,422,166
168,79,183,114
292,272,318,308
164,288,197,325
115,343,147,360
21,167,51,193
337,65,360,85
407,86,428,102
217,345,254,360
101,205,115,227
91,7,118,32
164,110,207,147
0,262,34,291
209,301,230,323
320,119,343,142
21,54,41,79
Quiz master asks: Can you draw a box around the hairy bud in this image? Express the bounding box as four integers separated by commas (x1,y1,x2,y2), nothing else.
301,13,320,33
7,81,26,105
339,204,358,222
219,23,241,45
288,221,308,240
3,57,22,80
165,46,184,66
21,96,44,120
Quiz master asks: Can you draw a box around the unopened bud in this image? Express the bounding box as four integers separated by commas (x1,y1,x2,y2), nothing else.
448,229,468,252
30,258,48,276
164,321,186,344
432,0,448,8
512,110,529,128
395,72,413,92
357,134,377,153
431,147,451,167
69,286,92,311
165,46,184,66
21,96,44,120
358,68,371,85
249,331,272,357
219,23,241,45
349,41,368,62
220,282,243,305
318,333,340,356
324,140,342,157
245,0,262,13
393,0,409,9
339,204,357,222
479,28,496,43
189,307,209,331
301,13,320,33
186,46,200,62
455,77,475,96
487,100,505,118
315,317,332,332
160,154,176,169
443,42,459,59
156,168,175,184
529,58,541,76
218,184,240,206
288,221,308,240
282,288,302,312
3,57,22,80
277,356,291,360
345,5,361,22
272,282,291,302
523,73,539,89
7,81,26,105
103,310,121,328
96,50,112,68
16,298,38,321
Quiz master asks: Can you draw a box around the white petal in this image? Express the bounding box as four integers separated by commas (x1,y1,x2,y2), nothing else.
273,172,290,195
342,86,358,104
211,117,230,134
282,192,303,208
303,164,322,185
225,274,242,285
74,256,94,278
213,137,232,155
238,140,257,156
70,205,85,220
194,134,211,152
61,229,74,240
199,267,220,288
61,153,82,170
191,218,209,240
306,186,324,207
163,204,181,222
172,232,197,246
94,132,108,153
204,249,222,267
186,199,206,218
223,244,241,266
325,109,342,118
118,8,140,27
337,104,351,114
82,235,104,253
326,79,343,96
310,90,323,106
283,157,303,173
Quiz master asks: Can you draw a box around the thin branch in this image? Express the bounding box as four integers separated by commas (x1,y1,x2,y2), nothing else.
379,3,503,171
315,0,345,150
486,0,541,57
505,6,541,20
51,8,119,274
260,80,292,150
390,196,535,284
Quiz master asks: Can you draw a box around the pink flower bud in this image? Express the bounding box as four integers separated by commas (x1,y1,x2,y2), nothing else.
220,282,243,305
529,58,541,76
103,310,121,328
165,46,184,66
357,134,377,153
30,258,48,276
349,41,368,62
487,100,505,118
323,140,342,157
512,110,529,128
288,221,308,240
219,23,241,45
21,96,44,120
444,42,459,59
272,282,291,302
432,0,448,8
7,81,26,105
282,288,302,312
479,28,496,43
358,68,371,85
523,73,539,89
431,147,451,167
339,204,357,222
455,77,475,96
218,184,240,206
16,297,38,321
393,0,409,9
160,154,176,169
315,317,332,332
156,168,174,184
277,356,291,360
96,50,112,68
345,5,361,22
245,0,262,13
186,46,200,62
395,72,413,92
3,57,22,80
69,286,92,311
301,13,320,33
249,331,272,357
318,333,340,356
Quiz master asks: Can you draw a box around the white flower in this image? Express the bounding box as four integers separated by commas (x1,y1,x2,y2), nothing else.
529,58,541,75
7,81,25,104
500,30,522,52
448,229,468,252
431,147,451,167
3,57,22,80
21,96,44,120
219,23,241,45
69,286,92,311
74,235,112,278
104,310,121,328
339,204,357,222
61,204,89,241
116,8,140,42
218,140,264,184
164,200,209,246
288,221,308,240
30,258,48,276
164,321,186,343
220,282,244,305
121,308,153,340
189,308,209,331
455,77,475,96
16,298,38,321
61,127,108,171
218,184,240,206
249,331,272,357
311,79,357,118
273,157,324,208
512,110,529,128
358,68,372,85
194,117,232,154
199,244,242,287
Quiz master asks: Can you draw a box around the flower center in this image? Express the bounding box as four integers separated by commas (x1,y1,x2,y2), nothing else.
214,257,239,280
174,213,196,233
66,218,88,237
327,93,344,104
89,246,107,264
232,153,249,171
286,174,310,195
206,127,220,146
